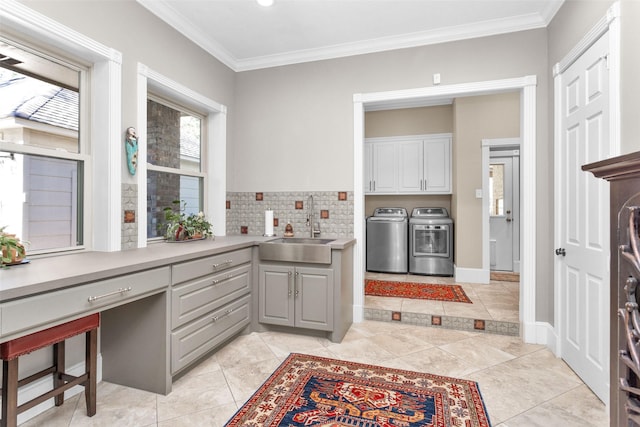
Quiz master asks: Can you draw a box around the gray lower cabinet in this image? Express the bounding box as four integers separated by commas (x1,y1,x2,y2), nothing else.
170,248,252,374
258,264,334,331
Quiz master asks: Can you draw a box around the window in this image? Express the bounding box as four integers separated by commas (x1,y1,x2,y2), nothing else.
0,38,88,253
489,163,505,216
146,96,206,239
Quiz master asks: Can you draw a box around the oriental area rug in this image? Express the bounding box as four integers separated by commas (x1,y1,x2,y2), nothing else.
225,353,491,427
365,279,472,304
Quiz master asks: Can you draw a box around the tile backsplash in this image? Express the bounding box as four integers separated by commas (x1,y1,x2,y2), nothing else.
226,191,354,238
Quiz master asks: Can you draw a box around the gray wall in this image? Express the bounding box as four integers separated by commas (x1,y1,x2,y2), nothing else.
233,29,549,192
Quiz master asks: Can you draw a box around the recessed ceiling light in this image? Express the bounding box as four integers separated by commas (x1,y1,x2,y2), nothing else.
256,0,274,7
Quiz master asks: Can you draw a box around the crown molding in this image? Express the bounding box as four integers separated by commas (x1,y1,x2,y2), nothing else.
136,0,237,70
138,0,557,72
236,13,549,71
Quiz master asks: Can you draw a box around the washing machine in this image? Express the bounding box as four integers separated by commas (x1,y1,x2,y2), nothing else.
409,207,454,276
366,207,408,273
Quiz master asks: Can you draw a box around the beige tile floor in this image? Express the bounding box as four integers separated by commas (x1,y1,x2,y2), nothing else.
365,272,520,324
21,320,607,427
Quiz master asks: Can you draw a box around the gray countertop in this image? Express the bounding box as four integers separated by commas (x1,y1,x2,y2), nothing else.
0,235,356,302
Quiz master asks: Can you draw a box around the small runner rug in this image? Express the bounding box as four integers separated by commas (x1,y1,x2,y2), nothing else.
365,279,472,303
225,353,491,426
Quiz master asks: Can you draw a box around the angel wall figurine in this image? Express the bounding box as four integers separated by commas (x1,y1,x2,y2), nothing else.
125,127,138,175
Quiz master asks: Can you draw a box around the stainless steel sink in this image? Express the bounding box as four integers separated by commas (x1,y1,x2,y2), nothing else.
259,237,335,264
266,238,335,245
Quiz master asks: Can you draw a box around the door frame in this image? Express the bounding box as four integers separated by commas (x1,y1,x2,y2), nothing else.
354,75,539,342
482,138,521,275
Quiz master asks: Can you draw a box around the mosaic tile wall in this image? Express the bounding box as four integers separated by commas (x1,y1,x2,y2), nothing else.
226,191,354,237
122,183,138,250
363,307,519,336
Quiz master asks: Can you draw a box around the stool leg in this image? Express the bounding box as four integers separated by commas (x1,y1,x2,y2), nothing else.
85,328,97,417
53,341,65,406
2,359,19,427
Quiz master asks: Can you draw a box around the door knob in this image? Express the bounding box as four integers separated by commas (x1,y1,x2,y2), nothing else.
555,248,566,256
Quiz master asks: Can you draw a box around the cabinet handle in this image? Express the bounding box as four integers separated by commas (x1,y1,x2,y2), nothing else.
373,181,376,191
212,260,232,270
295,271,299,296
288,270,293,296
88,287,132,302
212,308,234,323
212,274,233,285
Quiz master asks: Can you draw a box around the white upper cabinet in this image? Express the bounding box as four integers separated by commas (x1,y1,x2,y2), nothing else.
365,134,451,195
422,136,451,193
364,140,397,193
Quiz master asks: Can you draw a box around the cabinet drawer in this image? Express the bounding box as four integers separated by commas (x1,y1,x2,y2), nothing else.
172,264,250,329
1,267,170,339
172,248,252,284
171,294,250,373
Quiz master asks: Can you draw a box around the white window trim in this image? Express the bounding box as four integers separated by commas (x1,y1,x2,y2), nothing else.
1,0,123,252
137,64,227,247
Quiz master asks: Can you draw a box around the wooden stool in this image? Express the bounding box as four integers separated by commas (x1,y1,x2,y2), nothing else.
0,313,99,427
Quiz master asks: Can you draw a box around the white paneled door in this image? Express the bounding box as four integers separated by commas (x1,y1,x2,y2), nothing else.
556,31,610,403
489,156,514,271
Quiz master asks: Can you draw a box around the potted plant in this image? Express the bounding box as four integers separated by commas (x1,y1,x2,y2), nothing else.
163,200,213,241
1,226,27,266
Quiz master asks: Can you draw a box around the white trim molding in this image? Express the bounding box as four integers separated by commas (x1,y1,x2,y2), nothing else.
136,64,228,247
455,267,490,285
1,0,123,252
354,75,538,342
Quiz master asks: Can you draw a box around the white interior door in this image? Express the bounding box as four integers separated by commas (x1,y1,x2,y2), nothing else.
555,30,610,403
489,157,514,271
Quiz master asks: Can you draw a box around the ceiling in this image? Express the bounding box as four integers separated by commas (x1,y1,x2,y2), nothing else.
138,0,563,72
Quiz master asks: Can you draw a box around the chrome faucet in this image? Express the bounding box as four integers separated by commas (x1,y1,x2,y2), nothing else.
307,194,321,238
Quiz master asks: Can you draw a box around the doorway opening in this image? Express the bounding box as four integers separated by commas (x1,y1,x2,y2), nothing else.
354,76,538,342
483,139,521,282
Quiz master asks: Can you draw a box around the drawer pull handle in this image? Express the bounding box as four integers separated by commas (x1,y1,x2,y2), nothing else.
212,308,234,323
212,260,233,270
88,287,132,302
212,274,234,285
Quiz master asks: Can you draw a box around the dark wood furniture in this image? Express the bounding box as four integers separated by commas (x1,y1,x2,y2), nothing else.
584,151,640,427
0,313,99,427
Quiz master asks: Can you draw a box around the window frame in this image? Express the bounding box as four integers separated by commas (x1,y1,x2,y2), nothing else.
0,36,93,256
136,64,227,247
146,94,207,242
1,0,124,253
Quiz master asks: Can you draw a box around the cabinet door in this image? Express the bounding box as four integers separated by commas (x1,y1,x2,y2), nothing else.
294,267,334,331
364,143,373,193
397,139,424,192
372,142,397,193
424,137,451,193
258,265,294,327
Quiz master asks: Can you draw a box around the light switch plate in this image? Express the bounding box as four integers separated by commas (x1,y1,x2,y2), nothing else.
475,189,483,198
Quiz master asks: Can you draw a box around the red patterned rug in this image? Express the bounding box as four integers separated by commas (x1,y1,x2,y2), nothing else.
225,353,491,426
365,279,472,303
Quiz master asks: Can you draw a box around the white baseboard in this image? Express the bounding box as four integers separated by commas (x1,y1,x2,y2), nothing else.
15,355,103,425
353,304,364,323
455,266,490,284
523,321,558,355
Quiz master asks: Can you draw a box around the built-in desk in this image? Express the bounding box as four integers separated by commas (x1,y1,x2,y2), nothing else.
0,236,268,396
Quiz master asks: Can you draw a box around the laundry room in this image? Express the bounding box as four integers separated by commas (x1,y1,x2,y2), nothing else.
363,92,521,282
